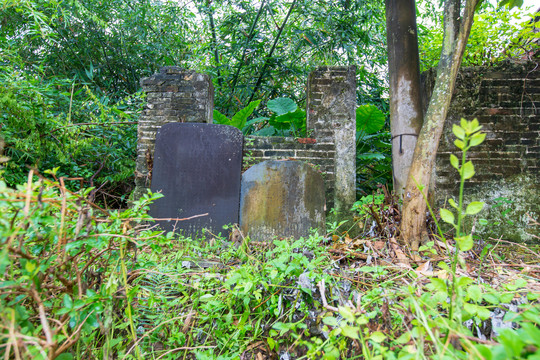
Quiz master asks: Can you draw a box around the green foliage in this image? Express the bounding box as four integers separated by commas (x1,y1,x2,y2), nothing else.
356,105,386,135
213,100,261,133
418,2,539,71
0,66,141,201
439,118,487,251
0,176,168,358
355,105,392,195
1,174,539,359
244,97,308,137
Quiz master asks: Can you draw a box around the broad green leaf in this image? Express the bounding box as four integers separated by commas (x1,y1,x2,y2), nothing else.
454,139,465,150
430,278,448,293
213,110,230,125
254,126,276,136
499,0,524,10
455,234,473,251
477,306,491,320
466,202,484,215
338,306,355,322
267,337,276,351
63,294,73,309
341,325,360,339
470,132,486,147
267,97,297,115
464,302,478,316
467,285,482,302
395,332,411,344
440,208,455,225
448,198,458,209
231,100,261,129
357,153,386,161
457,276,474,287
452,124,466,140
483,292,500,304
55,354,74,360
449,154,459,170
323,316,339,326
370,331,386,343
25,261,36,273
356,105,385,134
461,161,475,180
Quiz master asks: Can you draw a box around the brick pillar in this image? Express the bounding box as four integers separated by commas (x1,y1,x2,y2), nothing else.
307,66,357,215
133,67,214,200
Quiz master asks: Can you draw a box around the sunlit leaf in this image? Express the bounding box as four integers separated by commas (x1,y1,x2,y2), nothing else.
440,208,455,225
453,124,466,140
450,154,459,170
461,161,475,180
466,201,484,215
267,97,297,115
356,105,385,134
455,234,473,252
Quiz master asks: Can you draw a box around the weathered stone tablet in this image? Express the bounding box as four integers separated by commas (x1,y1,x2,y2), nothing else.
149,123,243,237
240,160,326,241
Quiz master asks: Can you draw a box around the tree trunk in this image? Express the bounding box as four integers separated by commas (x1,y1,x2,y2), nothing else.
385,0,424,200
401,0,479,250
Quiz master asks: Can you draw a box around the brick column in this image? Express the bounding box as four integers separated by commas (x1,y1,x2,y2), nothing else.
307,66,357,215
133,67,214,200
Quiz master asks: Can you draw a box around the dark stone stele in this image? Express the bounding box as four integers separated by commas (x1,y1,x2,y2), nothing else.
240,160,326,242
149,123,243,237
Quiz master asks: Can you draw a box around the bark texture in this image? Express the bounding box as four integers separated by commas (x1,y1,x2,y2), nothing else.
385,0,424,200
401,0,480,250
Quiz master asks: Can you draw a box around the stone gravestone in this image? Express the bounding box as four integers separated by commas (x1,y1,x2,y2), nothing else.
240,160,326,242
149,123,243,236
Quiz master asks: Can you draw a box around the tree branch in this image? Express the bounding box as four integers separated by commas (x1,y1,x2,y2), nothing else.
247,0,298,104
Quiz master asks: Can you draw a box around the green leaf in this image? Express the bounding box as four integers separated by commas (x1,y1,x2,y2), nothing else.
231,100,261,129
467,285,482,302
267,337,276,351
466,202,484,215
430,278,448,293
448,198,458,209
267,97,297,116
338,306,355,322
254,126,276,136
440,208,455,225
395,332,411,344
55,354,74,360
457,276,474,287
477,306,491,321
449,154,459,170
25,261,36,274
323,316,339,326
455,234,473,251
341,325,360,339
63,294,73,309
464,302,478,316
356,105,385,134
499,0,523,10
483,292,500,305
470,132,486,147
454,139,465,150
370,331,386,343
452,124,466,140
461,161,475,180
213,110,230,125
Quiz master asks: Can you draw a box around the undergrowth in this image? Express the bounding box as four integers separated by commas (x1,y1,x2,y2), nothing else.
0,176,538,359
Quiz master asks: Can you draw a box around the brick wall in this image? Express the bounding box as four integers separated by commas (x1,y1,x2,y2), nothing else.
134,66,357,213
245,66,357,213
243,137,336,208
427,60,540,242
133,67,213,200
